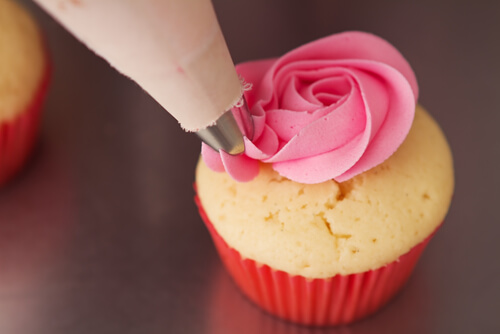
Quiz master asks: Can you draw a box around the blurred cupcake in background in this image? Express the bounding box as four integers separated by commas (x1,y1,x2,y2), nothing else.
0,0,50,186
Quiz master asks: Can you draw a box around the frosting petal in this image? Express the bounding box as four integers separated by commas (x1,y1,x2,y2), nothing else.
201,143,225,172
220,150,260,182
202,31,417,184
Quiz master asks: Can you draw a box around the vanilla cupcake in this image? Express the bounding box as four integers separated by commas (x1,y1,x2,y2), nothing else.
195,32,454,326
0,0,50,186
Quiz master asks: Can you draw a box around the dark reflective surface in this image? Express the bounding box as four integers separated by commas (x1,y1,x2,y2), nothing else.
1,1,499,333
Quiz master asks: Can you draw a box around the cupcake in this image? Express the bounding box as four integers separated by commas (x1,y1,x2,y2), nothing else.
0,0,50,186
195,32,454,326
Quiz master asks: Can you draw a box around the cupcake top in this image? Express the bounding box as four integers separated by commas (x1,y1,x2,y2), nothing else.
196,105,454,278
0,0,46,122
197,32,454,278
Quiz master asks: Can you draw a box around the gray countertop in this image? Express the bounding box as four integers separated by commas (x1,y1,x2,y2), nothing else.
1,1,499,333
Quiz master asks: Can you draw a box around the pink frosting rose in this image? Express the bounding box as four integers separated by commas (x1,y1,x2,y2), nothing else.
202,31,418,184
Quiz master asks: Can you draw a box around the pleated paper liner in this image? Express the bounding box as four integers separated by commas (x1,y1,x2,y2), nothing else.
0,63,51,186
195,194,435,326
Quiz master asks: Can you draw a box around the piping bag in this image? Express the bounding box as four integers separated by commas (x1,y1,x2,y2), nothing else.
34,0,253,155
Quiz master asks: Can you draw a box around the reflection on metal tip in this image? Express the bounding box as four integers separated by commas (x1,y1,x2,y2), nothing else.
196,111,245,155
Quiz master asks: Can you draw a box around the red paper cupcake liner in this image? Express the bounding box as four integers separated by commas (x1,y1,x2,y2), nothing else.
0,62,51,186
195,194,436,326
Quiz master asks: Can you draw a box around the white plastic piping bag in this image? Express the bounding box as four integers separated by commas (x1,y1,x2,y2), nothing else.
34,0,243,132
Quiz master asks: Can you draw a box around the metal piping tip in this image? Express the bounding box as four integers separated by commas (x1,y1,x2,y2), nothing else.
196,111,245,155
196,97,253,156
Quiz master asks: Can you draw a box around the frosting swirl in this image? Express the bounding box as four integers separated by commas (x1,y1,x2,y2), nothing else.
202,31,418,183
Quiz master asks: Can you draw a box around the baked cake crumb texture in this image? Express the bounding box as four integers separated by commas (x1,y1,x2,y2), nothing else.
196,106,454,278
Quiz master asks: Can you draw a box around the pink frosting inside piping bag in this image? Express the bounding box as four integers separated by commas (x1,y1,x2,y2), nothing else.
202,31,418,184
